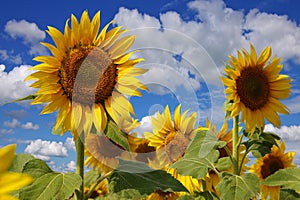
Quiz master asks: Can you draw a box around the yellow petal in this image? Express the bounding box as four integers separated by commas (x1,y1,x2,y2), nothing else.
0,144,16,173
174,104,181,130
109,35,136,59
95,20,114,45
46,26,66,51
91,11,101,42
0,172,33,194
40,96,67,114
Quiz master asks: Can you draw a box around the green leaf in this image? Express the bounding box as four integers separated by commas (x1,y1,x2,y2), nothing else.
195,191,220,200
84,170,100,187
170,150,219,179
263,168,300,191
9,154,35,173
96,189,145,200
3,94,37,105
109,159,188,195
216,173,260,200
215,157,231,171
22,159,53,179
185,130,226,158
105,120,130,151
280,189,300,200
19,172,82,200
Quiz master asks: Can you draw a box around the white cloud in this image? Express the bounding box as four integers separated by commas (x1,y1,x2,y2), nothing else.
264,124,300,141
0,129,14,135
4,19,47,55
65,160,76,172
25,139,68,161
64,137,76,151
0,64,36,104
133,116,153,136
2,109,28,119
3,118,39,130
0,49,22,64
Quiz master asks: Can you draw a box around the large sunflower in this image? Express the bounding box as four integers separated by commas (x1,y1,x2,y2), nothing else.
25,10,147,136
249,140,296,200
0,144,33,200
145,105,201,195
221,44,291,131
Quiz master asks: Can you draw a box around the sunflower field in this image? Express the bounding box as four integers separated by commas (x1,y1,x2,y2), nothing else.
2,10,300,200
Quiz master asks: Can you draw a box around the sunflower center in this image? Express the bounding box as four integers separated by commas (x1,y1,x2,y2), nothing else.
261,155,284,179
135,141,156,163
236,67,270,111
59,46,116,105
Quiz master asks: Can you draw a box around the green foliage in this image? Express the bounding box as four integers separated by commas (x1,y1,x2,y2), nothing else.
109,159,188,195
194,191,220,200
105,120,130,151
242,130,280,158
84,170,101,187
22,159,53,179
263,168,300,191
96,189,146,200
280,189,300,200
2,94,37,105
9,154,35,172
19,172,81,200
216,173,260,200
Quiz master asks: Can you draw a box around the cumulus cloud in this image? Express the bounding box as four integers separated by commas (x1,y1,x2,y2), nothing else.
3,118,39,130
64,137,76,151
4,19,47,55
0,129,14,135
65,160,76,172
133,116,153,136
0,64,36,104
2,109,28,119
264,124,300,141
25,139,68,161
0,49,22,64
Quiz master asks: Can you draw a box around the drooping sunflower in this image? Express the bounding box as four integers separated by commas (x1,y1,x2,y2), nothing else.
199,119,249,195
25,10,147,136
249,140,296,200
0,144,33,200
145,105,201,195
221,44,291,131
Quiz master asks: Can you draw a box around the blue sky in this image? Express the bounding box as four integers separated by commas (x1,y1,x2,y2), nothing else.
0,0,300,171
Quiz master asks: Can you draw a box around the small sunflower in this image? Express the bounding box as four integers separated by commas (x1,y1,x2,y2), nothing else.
0,144,33,200
145,105,201,195
84,178,108,198
25,10,147,136
221,44,291,131
249,140,296,200
147,190,180,200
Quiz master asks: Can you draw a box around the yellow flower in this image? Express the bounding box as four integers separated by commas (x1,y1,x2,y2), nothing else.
25,10,147,136
147,190,180,200
249,140,296,200
84,178,108,198
145,105,201,195
221,44,291,131
0,144,33,200
200,119,249,195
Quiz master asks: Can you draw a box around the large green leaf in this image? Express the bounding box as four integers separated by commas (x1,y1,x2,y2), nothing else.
105,120,130,151
263,168,300,191
185,130,226,158
170,150,219,179
216,173,260,200
84,170,100,187
9,154,35,173
96,189,145,200
109,159,188,194
19,172,81,200
22,159,53,179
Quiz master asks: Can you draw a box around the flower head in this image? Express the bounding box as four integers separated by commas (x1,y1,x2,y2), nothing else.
221,44,291,131
26,10,147,136
249,140,296,200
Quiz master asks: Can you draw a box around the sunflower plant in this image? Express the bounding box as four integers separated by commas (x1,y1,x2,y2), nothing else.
7,10,300,200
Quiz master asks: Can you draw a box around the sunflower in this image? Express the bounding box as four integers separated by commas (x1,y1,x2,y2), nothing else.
200,119,249,195
249,140,296,200
0,144,33,200
25,10,147,136
147,190,180,200
145,105,201,195
221,44,291,131
84,178,108,198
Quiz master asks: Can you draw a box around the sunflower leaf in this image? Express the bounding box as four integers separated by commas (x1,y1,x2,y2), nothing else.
9,154,35,173
105,120,130,151
22,159,53,179
185,130,226,158
216,172,260,200
263,168,300,191
109,159,188,194
2,94,38,105
84,170,101,187
170,150,220,179
280,189,300,200
19,172,81,200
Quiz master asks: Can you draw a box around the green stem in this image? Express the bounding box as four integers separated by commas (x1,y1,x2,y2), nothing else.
75,137,85,200
232,115,239,175
84,171,112,200
238,148,251,175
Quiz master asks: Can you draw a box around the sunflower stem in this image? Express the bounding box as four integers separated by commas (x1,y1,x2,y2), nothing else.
232,115,239,175
75,137,85,200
